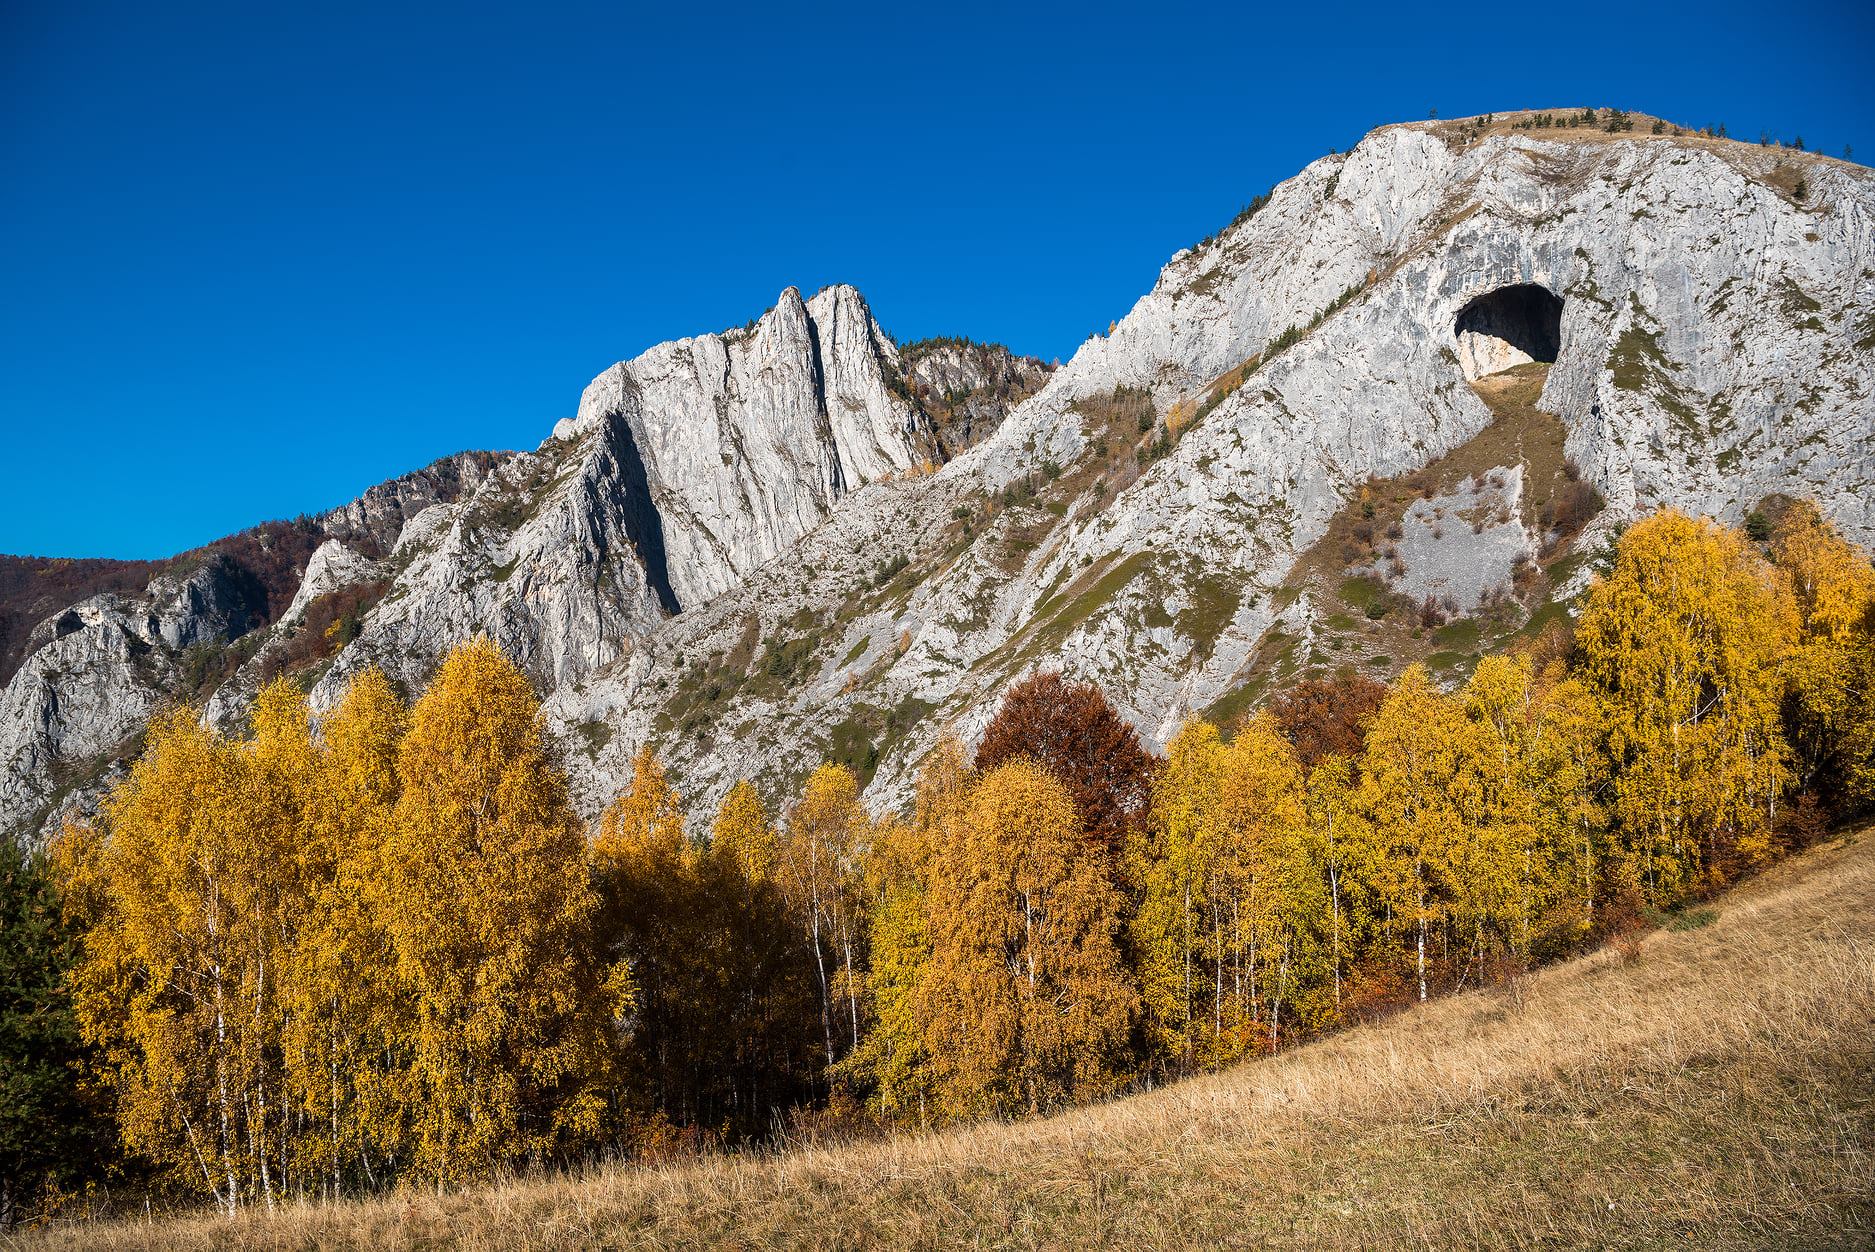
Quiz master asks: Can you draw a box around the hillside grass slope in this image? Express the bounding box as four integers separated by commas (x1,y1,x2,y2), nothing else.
38,827,1875,1250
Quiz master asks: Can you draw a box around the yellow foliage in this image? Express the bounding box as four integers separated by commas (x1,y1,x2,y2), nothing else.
379,638,619,1183
921,760,1134,1117
1768,501,1875,802
1577,511,1797,901
780,764,872,1069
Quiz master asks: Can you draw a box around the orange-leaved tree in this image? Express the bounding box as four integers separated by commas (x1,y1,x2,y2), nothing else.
974,672,1155,863
383,638,623,1183
920,759,1135,1117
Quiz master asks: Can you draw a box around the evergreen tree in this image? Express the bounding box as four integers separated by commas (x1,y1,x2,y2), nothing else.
0,838,105,1228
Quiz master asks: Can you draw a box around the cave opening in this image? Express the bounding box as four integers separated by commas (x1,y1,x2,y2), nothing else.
1454,284,1564,382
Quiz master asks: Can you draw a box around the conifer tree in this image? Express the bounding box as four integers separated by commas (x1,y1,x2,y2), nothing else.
0,838,105,1228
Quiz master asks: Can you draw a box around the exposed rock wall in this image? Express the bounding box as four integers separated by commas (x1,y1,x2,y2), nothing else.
4,115,1871,845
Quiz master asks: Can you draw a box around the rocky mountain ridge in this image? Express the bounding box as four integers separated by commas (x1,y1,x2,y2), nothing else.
4,108,1870,842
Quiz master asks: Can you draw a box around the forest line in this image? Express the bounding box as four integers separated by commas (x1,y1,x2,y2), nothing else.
5,498,1874,1224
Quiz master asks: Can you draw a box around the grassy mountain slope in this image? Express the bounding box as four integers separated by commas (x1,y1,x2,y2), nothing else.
46,826,1875,1249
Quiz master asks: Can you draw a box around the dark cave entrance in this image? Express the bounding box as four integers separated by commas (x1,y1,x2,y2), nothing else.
1454,284,1564,381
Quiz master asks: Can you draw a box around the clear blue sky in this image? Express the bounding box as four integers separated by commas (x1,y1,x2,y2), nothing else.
3,1,1870,559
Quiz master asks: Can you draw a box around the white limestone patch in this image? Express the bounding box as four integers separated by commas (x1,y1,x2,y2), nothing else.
1369,466,1536,613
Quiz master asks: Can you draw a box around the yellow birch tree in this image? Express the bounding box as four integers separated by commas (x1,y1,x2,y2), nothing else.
1576,510,1797,900
384,638,618,1183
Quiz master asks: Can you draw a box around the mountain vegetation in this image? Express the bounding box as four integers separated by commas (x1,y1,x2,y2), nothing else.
7,498,1874,1238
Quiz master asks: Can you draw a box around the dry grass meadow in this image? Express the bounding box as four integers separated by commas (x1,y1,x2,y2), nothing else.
27,828,1875,1250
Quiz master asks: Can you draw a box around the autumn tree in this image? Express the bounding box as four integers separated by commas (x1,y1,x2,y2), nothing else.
1457,656,1579,963
919,760,1135,1117
842,736,972,1121
1355,665,1481,1002
1131,720,1225,1072
591,746,705,1127
593,755,817,1136
1520,668,1611,935
1300,753,1370,1014
1134,716,1325,1073
974,672,1155,861
1269,671,1389,769
1767,500,1875,809
384,638,622,1183
60,699,301,1211
282,668,407,1195
697,782,821,1132
1576,510,1797,900
778,764,872,1075
1213,715,1328,1049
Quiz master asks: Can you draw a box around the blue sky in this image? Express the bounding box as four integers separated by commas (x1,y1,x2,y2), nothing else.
3,1,1870,559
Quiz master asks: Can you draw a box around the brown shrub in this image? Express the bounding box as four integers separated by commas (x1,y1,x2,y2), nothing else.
1268,672,1390,769
975,672,1157,860
260,580,389,681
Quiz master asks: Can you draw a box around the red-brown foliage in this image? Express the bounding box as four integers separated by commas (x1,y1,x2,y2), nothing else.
973,672,1155,860
259,581,390,682
1267,672,1390,769
0,555,159,685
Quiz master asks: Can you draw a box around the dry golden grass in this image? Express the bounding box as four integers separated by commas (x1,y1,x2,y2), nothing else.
31,831,1875,1250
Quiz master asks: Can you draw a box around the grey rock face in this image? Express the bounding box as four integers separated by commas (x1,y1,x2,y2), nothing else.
283,541,386,623
898,338,1053,453
311,284,937,714
1369,467,1536,612
556,285,933,613
570,121,1872,823
0,452,509,843
5,114,1872,845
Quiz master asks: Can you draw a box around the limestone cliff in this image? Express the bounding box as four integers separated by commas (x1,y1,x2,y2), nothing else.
3,111,1870,843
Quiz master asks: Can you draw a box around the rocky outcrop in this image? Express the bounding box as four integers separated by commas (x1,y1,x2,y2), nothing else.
898,338,1053,453
555,285,933,611
5,111,1872,845
0,451,508,842
563,116,1874,823
307,284,937,712
283,541,386,623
